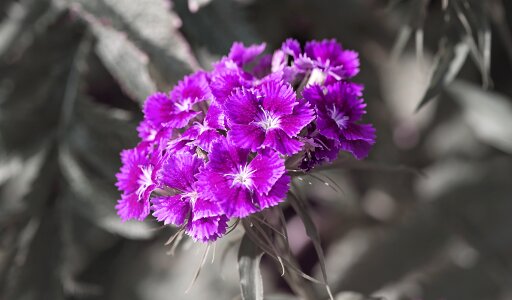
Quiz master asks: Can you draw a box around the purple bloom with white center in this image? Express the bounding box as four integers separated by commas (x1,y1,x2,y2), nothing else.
303,39,360,82
115,39,376,243
288,39,359,84
198,138,290,218
144,72,210,129
303,82,375,159
151,151,227,242
115,143,161,221
225,79,315,155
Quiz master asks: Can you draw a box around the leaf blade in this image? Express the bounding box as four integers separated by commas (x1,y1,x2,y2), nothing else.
238,234,265,300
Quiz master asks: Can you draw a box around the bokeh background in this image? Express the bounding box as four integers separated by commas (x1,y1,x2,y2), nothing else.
1,0,512,299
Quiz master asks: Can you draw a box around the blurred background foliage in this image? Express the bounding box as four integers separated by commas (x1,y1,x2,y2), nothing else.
1,0,512,299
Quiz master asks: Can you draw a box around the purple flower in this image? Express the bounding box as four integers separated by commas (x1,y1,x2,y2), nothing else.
167,103,225,153
297,39,360,84
300,134,341,170
198,138,290,218
152,152,227,242
143,72,211,129
115,143,161,221
224,79,315,155
137,119,175,145
114,38,375,242
271,39,303,83
228,42,266,67
302,82,375,159
282,38,301,58
209,59,253,105
252,54,272,79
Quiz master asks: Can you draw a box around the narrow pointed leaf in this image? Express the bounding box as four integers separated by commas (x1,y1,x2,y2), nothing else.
93,24,157,104
238,234,264,300
416,40,469,111
448,80,512,154
288,186,332,299
67,0,199,86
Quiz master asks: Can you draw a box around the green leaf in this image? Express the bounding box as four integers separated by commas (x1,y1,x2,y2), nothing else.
238,234,264,300
447,80,512,154
415,39,469,112
93,24,157,104
59,145,155,240
2,209,64,300
289,184,333,300
59,96,153,240
174,0,261,57
0,12,85,155
0,0,61,58
66,0,199,87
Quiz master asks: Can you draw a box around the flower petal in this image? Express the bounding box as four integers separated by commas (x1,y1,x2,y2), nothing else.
186,215,228,242
228,124,265,152
208,137,250,173
151,195,190,226
343,123,376,142
248,150,286,195
255,174,290,209
279,100,315,137
116,193,151,222
160,152,203,192
340,139,374,160
192,197,223,221
228,42,266,67
258,79,296,115
224,88,259,125
263,129,303,155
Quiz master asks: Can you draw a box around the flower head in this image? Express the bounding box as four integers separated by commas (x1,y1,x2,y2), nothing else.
115,143,161,221
152,152,227,242
224,78,314,155
198,138,290,218
115,38,375,243
303,82,375,159
144,72,210,129
303,39,360,82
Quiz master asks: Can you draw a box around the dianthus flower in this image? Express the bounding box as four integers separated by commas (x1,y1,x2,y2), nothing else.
151,151,228,242
115,143,161,221
144,71,211,129
303,82,375,160
198,138,290,218
115,39,375,243
225,79,314,155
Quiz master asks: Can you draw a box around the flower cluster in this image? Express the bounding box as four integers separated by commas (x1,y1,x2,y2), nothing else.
115,39,375,242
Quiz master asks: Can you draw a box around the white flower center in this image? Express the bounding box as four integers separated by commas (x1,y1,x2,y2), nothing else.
136,165,154,200
183,190,199,205
196,122,210,134
256,109,280,131
227,164,255,189
328,104,349,129
175,98,193,112
306,68,327,86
